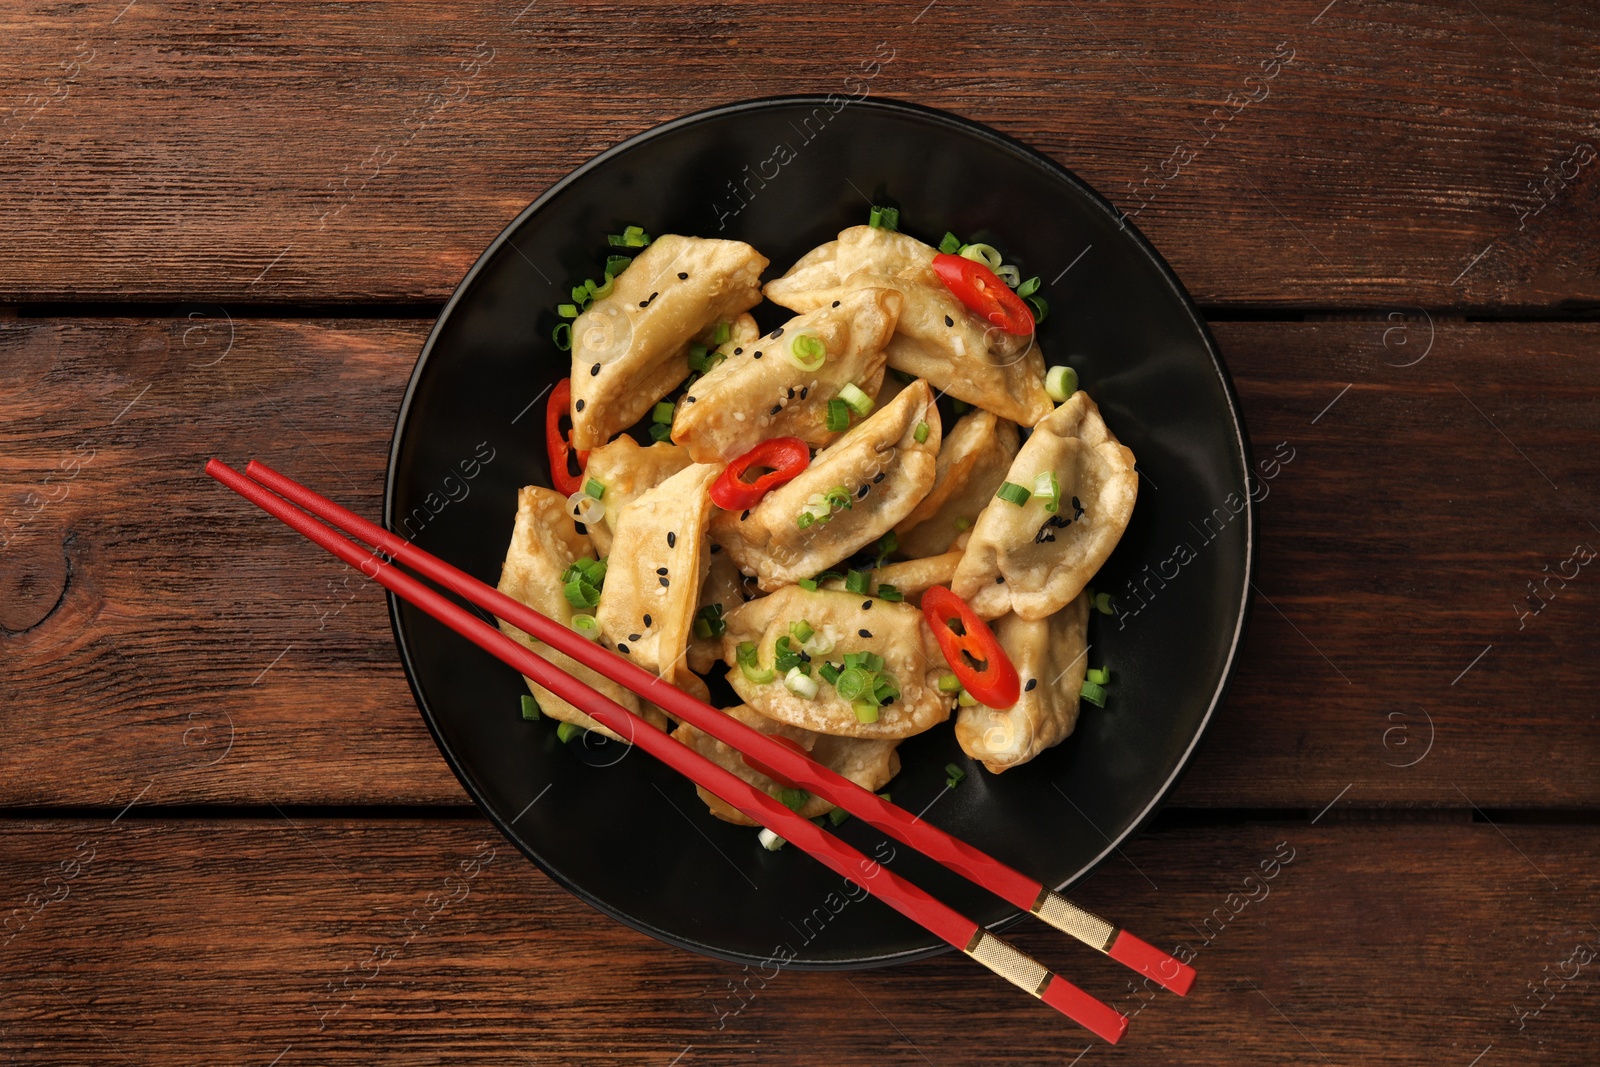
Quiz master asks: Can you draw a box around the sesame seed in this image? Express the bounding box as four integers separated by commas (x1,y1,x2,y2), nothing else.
858,628,873,638
862,600,873,610
856,485,869,499
686,396,697,403
629,633,642,642
643,614,653,627
740,510,750,521
575,398,585,411
995,575,1005,583
753,351,763,359
677,271,688,279
734,347,743,355
1025,678,1038,691
590,363,601,376
659,576,670,587
770,404,782,415
617,643,629,654
872,472,885,483
772,327,785,338
799,386,809,399
656,567,668,575
666,532,676,547
831,300,840,308
944,315,954,327
786,387,796,399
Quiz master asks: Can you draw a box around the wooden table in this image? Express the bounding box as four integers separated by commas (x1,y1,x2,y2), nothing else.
3,2,1597,1063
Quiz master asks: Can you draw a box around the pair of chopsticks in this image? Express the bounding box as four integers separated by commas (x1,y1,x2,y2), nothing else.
207,458,1195,1043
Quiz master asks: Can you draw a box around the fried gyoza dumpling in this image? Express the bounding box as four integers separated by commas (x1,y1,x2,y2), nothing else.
766,228,1053,426
711,380,941,591
720,586,953,739
686,547,750,676
895,409,1020,558
595,462,721,701
953,391,1137,620
497,486,665,741
670,287,902,463
858,550,965,605
570,236,767,449
671,704,900,825
579,437,692,556
955,594,1090,773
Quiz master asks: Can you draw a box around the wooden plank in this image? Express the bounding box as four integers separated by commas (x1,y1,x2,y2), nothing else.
0,816,1594,1064
0,318,1595,808
0,1,1596,307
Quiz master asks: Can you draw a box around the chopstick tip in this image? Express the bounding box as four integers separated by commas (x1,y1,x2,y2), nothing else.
1107,930,1196,996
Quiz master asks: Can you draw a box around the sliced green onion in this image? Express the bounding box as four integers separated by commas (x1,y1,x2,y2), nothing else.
773,636,806,672
1094,591,1115,615
876,531,898,560
790,620,815,644
938,231,963,255
959,242,1003,271
852,701,880,724
824,486,853,511
1087,667,1110,686
777,787,810,811
944,763,967,787
736,641,776,684
788,332,827,372
957,689,979,707
825,398,852,432
798,577,819,591
868,205,900,231
795,511,817,530
835,667,872,701
872,674,899,704
1045,365,1078,402
828,806,850,826
692,617,711,639
622,224,651,248
837,382,874,417
843,650,884,672
995,263,1022,288
954,517,972,531
552,322,572,351
758,827,785,850
570,284,590,306
520,694,541,720
785,667,819,699
652,401,675,424
584,478,606,500
817,661,842,685
1027,295,1049,324
556,721,583,743
1033,470,1061,514
996,481,1032,507
875,583,904,602
570,613,602,641
566,491,605,526
687,341,711,373
913,420,930,444
648,422,672,442
563,578,600,609
937,673,963,694
605,254,631,277
1017,276,1041,298
557,303,580,319
1080,680,1107,707
589,275,615,300
801,629,834,656
712,320,732,345
844,569,871,595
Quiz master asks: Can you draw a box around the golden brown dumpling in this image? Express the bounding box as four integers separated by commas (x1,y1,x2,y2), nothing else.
595,462,721,701
670,287,902,463
763,225,936,310
955,594,1090,773
496,486,664,741
895,408,1020,558
570,236,767,449
686,547,750,676
953,391,1137,620
711,380,941,591
579,437,691,556
671,704,900,826
719,586,953,740
818,549,964,606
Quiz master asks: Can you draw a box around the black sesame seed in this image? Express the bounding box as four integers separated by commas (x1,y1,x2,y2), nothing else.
995,575,1005,583
753,350,763,359
872,472,886,483
831,300,840,308
643,613,653,627
770,404,782,415
575,398,585,411
740,510,750,521
772,327,784,338
656,567,668,575
629,633,642,642
856,485,870,499
677,271,688,279
590,363,601,376
944,315,954,327
799,386,809,400
617,643,629,654
659,576,670,587
862,600,873,610
1025,678,1038,692
666,532,676,547
858,628,873,638
686,395,697,403
786,387,796,399
734,347,743,355
638,300,649,308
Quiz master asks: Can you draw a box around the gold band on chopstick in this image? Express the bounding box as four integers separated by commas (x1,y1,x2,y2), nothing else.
963,929,1053,998
1030,888,1118,952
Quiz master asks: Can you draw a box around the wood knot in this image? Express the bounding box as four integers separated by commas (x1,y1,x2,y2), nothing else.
0,528,70,634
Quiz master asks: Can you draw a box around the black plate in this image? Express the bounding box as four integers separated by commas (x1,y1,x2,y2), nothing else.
386,96,1253,968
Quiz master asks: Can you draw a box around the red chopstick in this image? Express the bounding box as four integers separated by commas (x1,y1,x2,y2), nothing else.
206,458,1130,1043
242,458,1194,999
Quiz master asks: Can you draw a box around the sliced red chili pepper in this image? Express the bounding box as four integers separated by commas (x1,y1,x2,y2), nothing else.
544,378,589,496
709,436,811,511
741,733,810,790
931,252,1035,336
921,586,1021,710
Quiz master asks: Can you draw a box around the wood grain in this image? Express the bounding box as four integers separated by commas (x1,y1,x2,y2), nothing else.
0,816,1594,1065
0,317,1595,809
0,1,1596,307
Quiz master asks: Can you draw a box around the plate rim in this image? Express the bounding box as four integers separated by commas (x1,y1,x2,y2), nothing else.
384,93,1257,970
